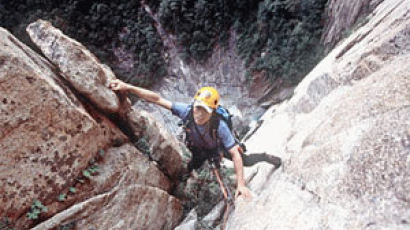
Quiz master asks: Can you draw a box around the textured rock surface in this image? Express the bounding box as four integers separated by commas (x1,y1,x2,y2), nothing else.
322,0,383,47
89,144,172,193
0,27,127,225
174,209,198,230
31,185,182,230
26,18,184,181
1,23,183,229
126,107,184,180
30,144,183,230
222,0,410,229
26,19,120,113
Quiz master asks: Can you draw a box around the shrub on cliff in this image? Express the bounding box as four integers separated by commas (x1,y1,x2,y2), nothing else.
1,0,327,88
0,0,166,87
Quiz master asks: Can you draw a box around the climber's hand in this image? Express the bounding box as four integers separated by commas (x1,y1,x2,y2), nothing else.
109,79,129,91
238,145,244,154
235,185,252,201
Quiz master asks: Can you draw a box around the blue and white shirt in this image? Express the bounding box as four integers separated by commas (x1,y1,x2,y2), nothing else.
171,102,236,151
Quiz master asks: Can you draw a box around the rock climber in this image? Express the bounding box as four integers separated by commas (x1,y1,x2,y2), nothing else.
109,79,281,200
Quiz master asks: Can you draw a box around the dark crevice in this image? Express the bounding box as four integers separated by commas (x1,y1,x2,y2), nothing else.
76,0,94,14
59,79,137,145
242,119,264,142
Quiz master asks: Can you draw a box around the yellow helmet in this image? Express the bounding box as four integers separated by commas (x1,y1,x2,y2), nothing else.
194,86,220,110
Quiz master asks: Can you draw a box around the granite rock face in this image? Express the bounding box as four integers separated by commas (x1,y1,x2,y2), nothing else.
26,19,184,182
0,27,127,226
125,107,184,180
26,20,120,113
220,0,410,229
1,22,183,229
3,0,409,228
30,144,183,230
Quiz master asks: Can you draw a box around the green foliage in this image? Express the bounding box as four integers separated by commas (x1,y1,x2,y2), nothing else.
1,0,328,90
69,187,77,194
135,136,151,156
82,169,92,179
57,193,66,202
235,0,327,85
157,0,327,84
88,164,100,174
181,163,235,218
158,0,233,62
0,0,166,87
58,222,75,230
26,199,47,220
82,164,99,179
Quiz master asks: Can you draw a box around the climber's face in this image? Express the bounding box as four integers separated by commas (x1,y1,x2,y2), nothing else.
193,105,212,125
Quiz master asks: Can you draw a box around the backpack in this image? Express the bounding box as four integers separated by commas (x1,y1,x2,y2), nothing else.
179,104,245,151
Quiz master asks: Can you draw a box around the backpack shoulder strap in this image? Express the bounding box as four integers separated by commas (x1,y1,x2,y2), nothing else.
179,104,194,127
180,105,222,147
178,104,195,148
209,112,222,145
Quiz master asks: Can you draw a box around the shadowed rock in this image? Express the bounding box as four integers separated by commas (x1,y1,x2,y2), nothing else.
125,107,184,181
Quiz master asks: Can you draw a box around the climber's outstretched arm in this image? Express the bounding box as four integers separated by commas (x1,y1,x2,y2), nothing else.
109,79,172,110
228,145,252,200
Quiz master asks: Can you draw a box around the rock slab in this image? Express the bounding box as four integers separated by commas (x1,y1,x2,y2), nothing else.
225,0,410,229
26,19,120,113
0,27,127,225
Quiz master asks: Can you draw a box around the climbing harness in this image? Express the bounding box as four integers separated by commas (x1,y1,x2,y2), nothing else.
179,105,236,228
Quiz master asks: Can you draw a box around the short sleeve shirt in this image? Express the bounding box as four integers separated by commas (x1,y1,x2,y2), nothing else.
171,102,236,151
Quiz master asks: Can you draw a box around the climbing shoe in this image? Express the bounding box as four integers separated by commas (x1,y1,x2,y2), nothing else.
265,154,282,168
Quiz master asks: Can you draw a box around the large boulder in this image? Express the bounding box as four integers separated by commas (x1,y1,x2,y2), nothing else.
26,19,120,113
224,0,410,229
126,107,184,180
1,24,183,229
26,19,184,182
30,144,183,230
31,185,182,230
0,27,127,226
88,143,172,193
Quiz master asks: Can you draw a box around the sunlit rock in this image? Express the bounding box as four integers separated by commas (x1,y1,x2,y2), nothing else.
225,0,410,229
0,27,127,228
26,20,120,113
30,144,182,230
